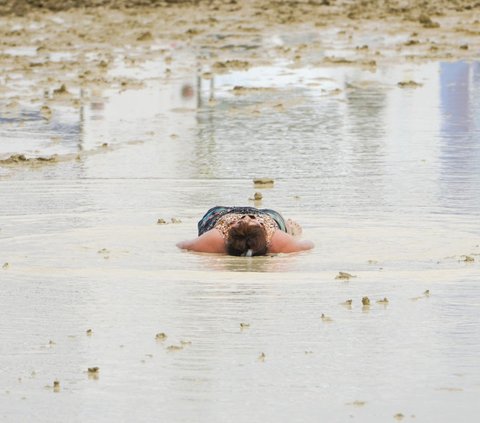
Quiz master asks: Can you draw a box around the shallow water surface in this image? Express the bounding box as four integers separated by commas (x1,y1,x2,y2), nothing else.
1,56,480,422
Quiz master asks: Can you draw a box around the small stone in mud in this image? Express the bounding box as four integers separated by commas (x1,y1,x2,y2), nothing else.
253,178,274,187
460,44,469,50
137,31,153,42
240,322,250,329
404,39,419,46
40,105,52,120
346,400,366,407
335,272,356,280
53,84,68,96
37,155,58,163
324,56,354,65
377,297,389,304
185,28,201,36
410,289,431,301
361,297,370,306
171,217,182,224
321,313,333,322
157,218,167,224
397,81,423,88
362,59,377,68
258,352,266,362
87,367,99,379
155,332,167,341
101,143,108,148
213,60,250,72
249,192,263,201
419,14,440,28
53,380,60,393
394,413,405,421
167,345,183,351
86,329,92,336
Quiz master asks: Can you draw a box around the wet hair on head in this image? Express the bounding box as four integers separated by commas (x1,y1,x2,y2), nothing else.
226,220,268,256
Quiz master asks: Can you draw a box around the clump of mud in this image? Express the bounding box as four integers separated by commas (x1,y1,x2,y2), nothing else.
361,296,370,306
0,154,58,165
213,60,250,73
335,271,356,280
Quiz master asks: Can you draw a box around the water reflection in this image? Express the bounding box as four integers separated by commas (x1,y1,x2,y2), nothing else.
1,60,480,219
439,61,480,214
198,253,300,273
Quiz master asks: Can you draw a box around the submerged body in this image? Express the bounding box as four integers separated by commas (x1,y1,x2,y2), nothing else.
177,206,314,255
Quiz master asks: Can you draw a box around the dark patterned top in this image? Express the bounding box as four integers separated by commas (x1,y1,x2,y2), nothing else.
197,206,287,237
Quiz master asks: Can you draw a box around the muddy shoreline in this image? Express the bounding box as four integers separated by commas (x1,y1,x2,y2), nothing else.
1,1,478,97
1,0,479,163
2,0,480,18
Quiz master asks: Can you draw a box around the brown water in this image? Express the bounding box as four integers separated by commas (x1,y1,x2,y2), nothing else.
1,56,480,422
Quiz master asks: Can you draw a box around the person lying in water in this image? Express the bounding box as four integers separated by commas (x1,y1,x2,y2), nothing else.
177,206,314,256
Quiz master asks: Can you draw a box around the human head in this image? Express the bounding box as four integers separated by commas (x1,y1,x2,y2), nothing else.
226,219,268,256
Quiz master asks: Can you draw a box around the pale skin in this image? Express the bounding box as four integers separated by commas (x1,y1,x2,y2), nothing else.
177,215,314,254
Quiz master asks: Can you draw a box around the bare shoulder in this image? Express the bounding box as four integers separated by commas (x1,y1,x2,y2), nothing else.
268,230,314,254
177,229,226,254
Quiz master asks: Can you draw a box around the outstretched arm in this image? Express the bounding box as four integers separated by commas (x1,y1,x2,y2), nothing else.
177,229,226,254
268,230,314,254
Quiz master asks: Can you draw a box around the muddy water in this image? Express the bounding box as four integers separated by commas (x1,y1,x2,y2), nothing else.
1,57,480,422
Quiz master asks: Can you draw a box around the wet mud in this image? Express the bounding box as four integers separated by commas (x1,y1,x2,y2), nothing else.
1,1,480,423
1,1,480,135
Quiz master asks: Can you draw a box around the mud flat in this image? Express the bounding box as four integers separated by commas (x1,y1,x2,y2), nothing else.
1,1,480,423
1,0,480,111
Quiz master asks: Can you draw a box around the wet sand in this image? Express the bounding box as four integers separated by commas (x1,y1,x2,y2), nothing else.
1,1,480,422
